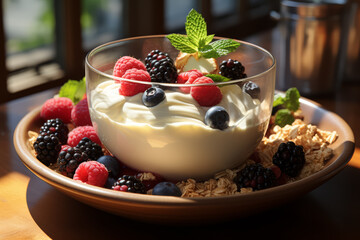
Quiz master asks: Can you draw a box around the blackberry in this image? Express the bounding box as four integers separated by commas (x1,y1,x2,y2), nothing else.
57,147,88,178
112,175,146,194
145,50,177,83
76,137,103,161
272,141,305,178
33,134,61,166
39,118,68,144
233,163,275,191
219,59,247,80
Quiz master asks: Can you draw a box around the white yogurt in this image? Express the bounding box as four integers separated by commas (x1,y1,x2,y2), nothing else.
90,80,268,180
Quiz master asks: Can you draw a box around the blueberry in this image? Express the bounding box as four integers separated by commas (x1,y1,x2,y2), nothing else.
204,106,229,130
152,182,182,197
97,155,121,179
242,81,260,99
142,86,165,107
104,177,117,189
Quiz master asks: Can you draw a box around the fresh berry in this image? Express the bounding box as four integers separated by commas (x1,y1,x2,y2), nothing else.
233,163,275,191
104,177,117,189
219,59,247,80
142,86,165,107
112,175,146,194
152,182,182,197
71,98,92,127
73,161,108,187
119,69,151,96
272,141,305,178
97,155,121,179
76,137,103,161
147,54,177,83
39,118,69,144
61,144,71,152
113,56,146,79
242,81,260,99
177,69,203,93
40,97,74,123
190,76,222,107
144,50,171,71
204,106,230,130
58,147,88,177
33,134,61,166
67,126,101,147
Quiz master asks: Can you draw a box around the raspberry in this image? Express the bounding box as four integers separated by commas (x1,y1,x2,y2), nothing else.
67,126,101,147
71,98,92,127
39,118,68,144
177,69,203,93
61,144,71,152
73,161,108,187
40,97,74,123
190,76,222,107
119,69,151,96
113,56,146,79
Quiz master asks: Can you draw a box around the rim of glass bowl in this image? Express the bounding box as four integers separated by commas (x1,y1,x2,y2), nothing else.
85,35,276,87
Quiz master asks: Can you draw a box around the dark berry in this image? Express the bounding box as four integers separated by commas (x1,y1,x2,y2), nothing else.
219,59,247,80
57,147,88,178
233,163,275,191
145,50,177,83
104,177,117,189
142,86,166,107
39,118,68,144
145,50,170,71
272,141,305,178
242,81,260,99
152,182,182,197
97,155,121,179
136,172,164,191
112,175,146,194
33,134,61,166
204,106,229,130
76,137,103,161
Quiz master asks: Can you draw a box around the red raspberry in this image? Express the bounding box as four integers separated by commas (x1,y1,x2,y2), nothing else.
73,161,108,187
119,68,151,96
40,97,74,123
113,56,146,79
177,69,203,93
67,126,101,147
61,144,71,152
71,98,92,127
190,76,222,107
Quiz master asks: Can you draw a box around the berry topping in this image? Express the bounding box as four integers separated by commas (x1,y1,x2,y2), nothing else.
233,163,275,191
204,106,230,130
144,50,171,71
58,147,88,178
119,68,151,96
73,161,108,187
190,76,222,107
112,175,146,194
33,134,61,166
76,137,103,161
242,81,260,99
97,155,121,179
152,182,182,197
71,98,92,127
146,50,178,83
177,69,203,93
104,177,117,189
272,141,305,178
39,118,69,145
142,86,165,107
40,97,74,123
67,126,101,147
219,59,247,80
113,56,146,78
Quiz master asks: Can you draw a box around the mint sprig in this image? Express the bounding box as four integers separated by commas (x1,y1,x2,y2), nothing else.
273,87,301,127
205,74,230,83
275,109,295,127
167,9,240,58
59,77,86,104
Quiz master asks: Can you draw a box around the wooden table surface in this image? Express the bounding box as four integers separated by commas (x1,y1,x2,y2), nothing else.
1,33,360,239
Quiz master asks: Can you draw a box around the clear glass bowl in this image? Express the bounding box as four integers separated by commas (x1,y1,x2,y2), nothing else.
85,35,276,180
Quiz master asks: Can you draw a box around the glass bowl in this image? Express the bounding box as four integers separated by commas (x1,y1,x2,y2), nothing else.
85,35,276,180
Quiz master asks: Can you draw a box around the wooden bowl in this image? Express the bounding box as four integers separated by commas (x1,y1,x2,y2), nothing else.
13,98,355,224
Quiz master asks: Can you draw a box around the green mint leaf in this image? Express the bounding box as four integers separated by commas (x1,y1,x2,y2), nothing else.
275,109,295,127
199,44,221,58
205,34,214,45
166,34,197,53
59,77,86,104
185,9,207,47
284,87,300,111
273,94,285,108
200,39,240,58
205,74,230,83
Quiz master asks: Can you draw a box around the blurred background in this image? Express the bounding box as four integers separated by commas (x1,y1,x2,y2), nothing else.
0,0,359,103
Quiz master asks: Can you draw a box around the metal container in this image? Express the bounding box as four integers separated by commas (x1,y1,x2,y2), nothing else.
277,0,346,96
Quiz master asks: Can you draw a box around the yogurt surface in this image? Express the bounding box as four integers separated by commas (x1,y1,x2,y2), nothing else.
90,80,268,180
